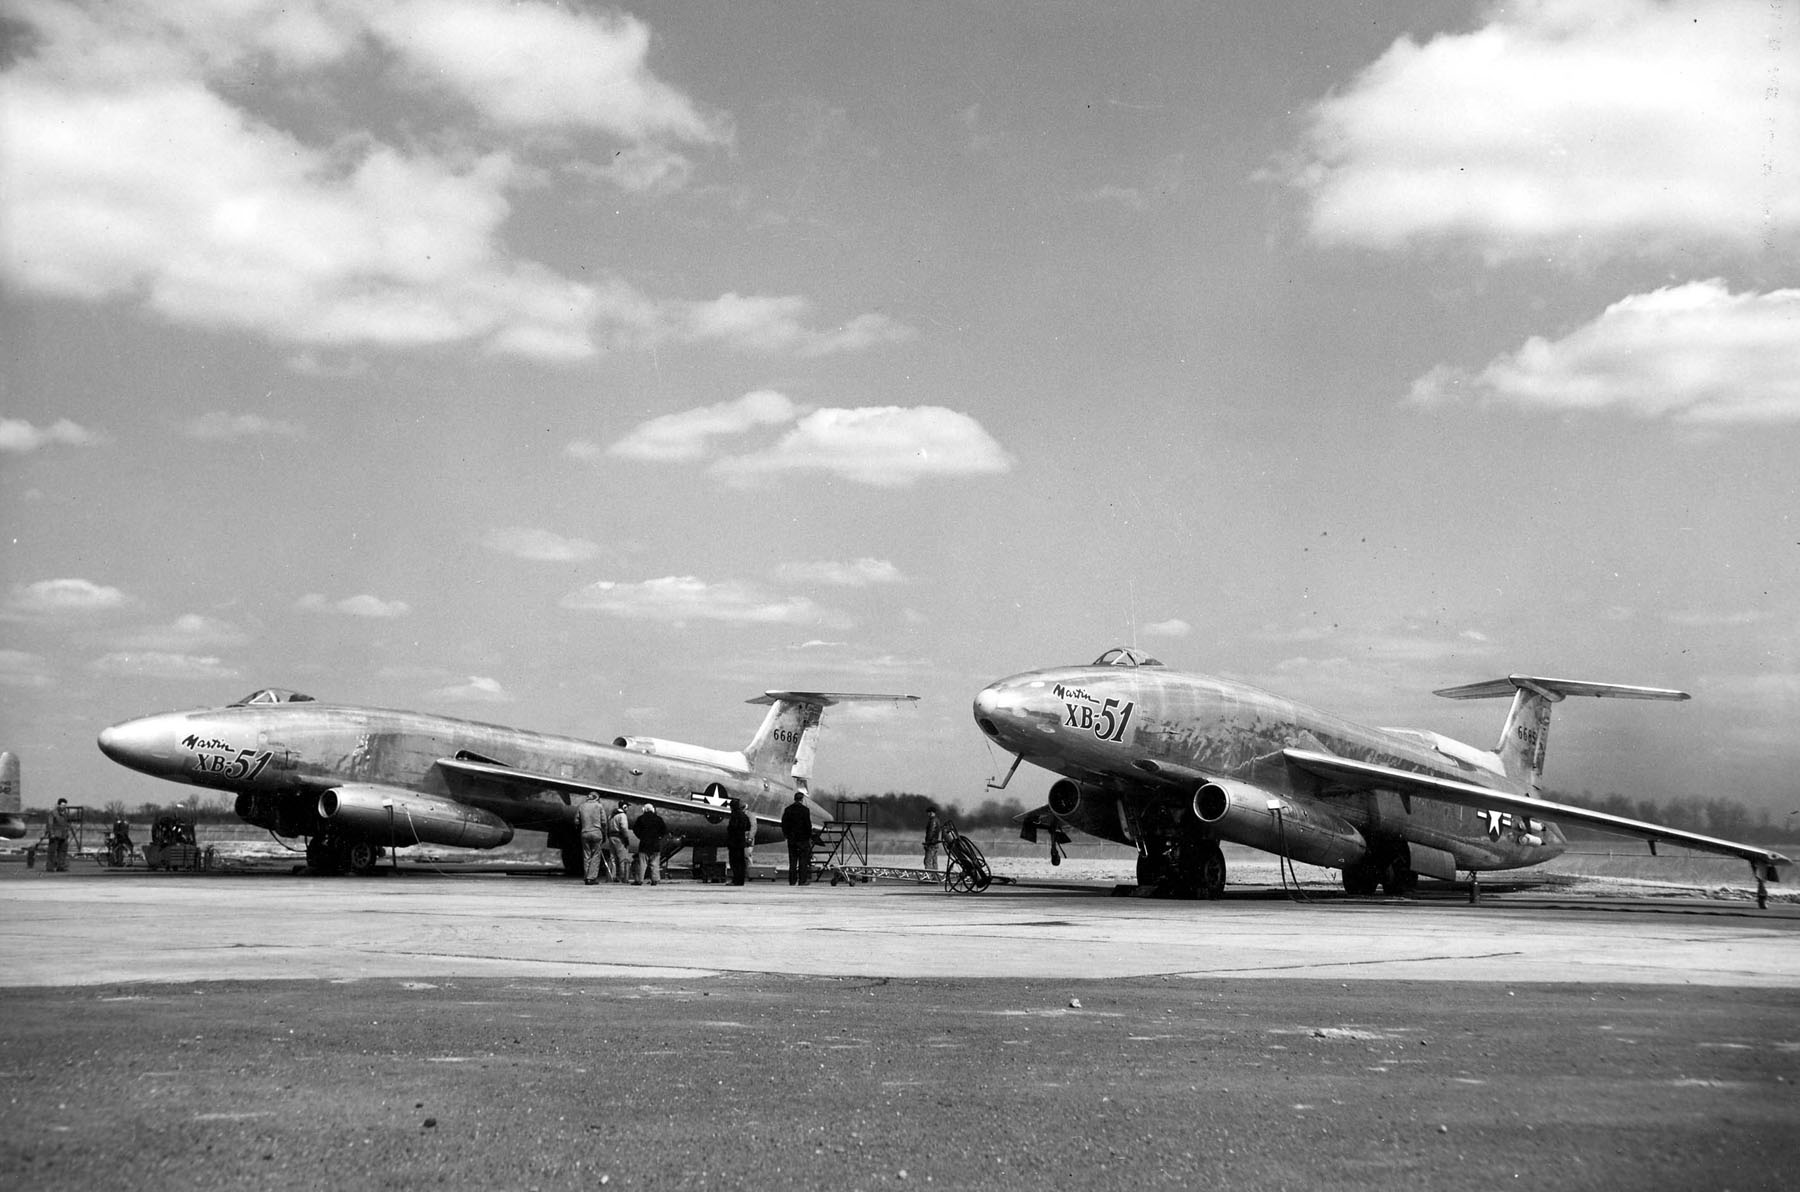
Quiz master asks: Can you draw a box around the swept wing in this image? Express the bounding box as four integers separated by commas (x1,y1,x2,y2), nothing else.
1282,747,1789,879
436,756,780,828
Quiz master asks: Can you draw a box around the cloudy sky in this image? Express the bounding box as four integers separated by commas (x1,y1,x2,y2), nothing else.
3,0,1797,819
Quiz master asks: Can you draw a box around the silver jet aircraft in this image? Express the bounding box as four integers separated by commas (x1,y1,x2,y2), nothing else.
974,648,1789,906
99,687,913,874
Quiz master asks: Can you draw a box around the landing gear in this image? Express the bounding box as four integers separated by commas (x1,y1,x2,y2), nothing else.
1134,818,1225,899
1194,840,1227,900
1380,844,1418,897
305,832,384,875
558,838,584,879
346,839,383,875
1343,844,1416,897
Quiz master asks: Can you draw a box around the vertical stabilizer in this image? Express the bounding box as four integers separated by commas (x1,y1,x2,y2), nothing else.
1434,675,1689,794
741,691,919,781
0,751,25,839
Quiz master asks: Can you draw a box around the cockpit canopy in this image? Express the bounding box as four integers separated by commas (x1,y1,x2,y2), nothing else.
230,688,316,706
1092,647,1163,668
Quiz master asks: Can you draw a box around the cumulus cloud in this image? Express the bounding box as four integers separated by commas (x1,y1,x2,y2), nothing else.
296,593,412,618
0,2,888,363
607,390,799,462
431,675,513,703
184,412,303,441
367,3,728,141
561,576,847,627
113,613,250,651
0,418,102,453
9,578,128,614
1410,281,1800,423
713,405,1016,488
91,651,240,681
1142,619,1192,639
774,559,904,587
609,392,1013,487
480,526,601,563
667,295,913,357
1284,0,1800,261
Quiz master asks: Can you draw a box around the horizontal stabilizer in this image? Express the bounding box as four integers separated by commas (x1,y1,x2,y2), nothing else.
747,691,920,707
1434,675,1689,702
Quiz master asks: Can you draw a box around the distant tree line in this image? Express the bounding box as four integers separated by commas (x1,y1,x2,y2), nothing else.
813,789,1029,832
1544,789,1790,841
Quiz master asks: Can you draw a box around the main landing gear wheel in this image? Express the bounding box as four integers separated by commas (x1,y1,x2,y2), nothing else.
1342,861,1381,896
347,840,383,874
306,834,347,875
1381,842,1418,896
1197,842,1227,900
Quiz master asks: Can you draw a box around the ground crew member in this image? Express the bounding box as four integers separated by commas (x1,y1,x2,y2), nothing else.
632,804,667,885
45,798,73,872
923,808,941,873
607,802,632,883
576,792,609,886
781,791,813,886
726,798,753,886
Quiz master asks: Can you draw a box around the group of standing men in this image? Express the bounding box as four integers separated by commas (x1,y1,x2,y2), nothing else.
576,793,667,886
576,791,943,888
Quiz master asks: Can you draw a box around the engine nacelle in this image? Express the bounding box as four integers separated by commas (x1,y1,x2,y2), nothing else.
1047,779,1084,817
317,785,514,850
1192,778,1367,869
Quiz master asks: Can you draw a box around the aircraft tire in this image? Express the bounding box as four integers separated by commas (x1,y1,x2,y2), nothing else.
559,840,583,879
305,834,347,876
1198,843,1227,900
1135,853,1159,888
1342,863,1380,896
347,840,382,874
1380,846,1417,896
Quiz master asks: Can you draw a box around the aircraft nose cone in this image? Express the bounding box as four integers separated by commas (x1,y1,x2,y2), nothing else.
97,716,178,773
973,681,1024,740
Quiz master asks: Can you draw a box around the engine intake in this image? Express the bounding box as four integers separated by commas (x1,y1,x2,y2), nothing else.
1047,779,1084,817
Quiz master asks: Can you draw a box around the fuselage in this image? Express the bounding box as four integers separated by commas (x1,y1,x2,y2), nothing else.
97,701,792,847
974,660,1566,874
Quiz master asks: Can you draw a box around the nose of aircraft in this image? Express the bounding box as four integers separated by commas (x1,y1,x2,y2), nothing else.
972,678,1029,741
97,714,182,775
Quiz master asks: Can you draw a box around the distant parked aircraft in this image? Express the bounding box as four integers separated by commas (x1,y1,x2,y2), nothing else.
0,752,24,839
100,687,914,874
975,648,1788,906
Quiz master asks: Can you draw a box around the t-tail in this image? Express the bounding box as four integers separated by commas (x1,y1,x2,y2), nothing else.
1434,675,1689,793
0,751,24,839
742,691,919,786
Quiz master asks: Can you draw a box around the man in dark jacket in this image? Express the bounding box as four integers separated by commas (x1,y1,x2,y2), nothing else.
726,799,753,886
780,791,814,886
632,805,668,885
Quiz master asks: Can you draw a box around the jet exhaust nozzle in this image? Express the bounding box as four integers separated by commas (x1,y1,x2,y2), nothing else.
317,785,514,850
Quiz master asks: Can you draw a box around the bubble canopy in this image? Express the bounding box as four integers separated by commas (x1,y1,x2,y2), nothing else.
230,688,316,706
1092,647,1162,668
